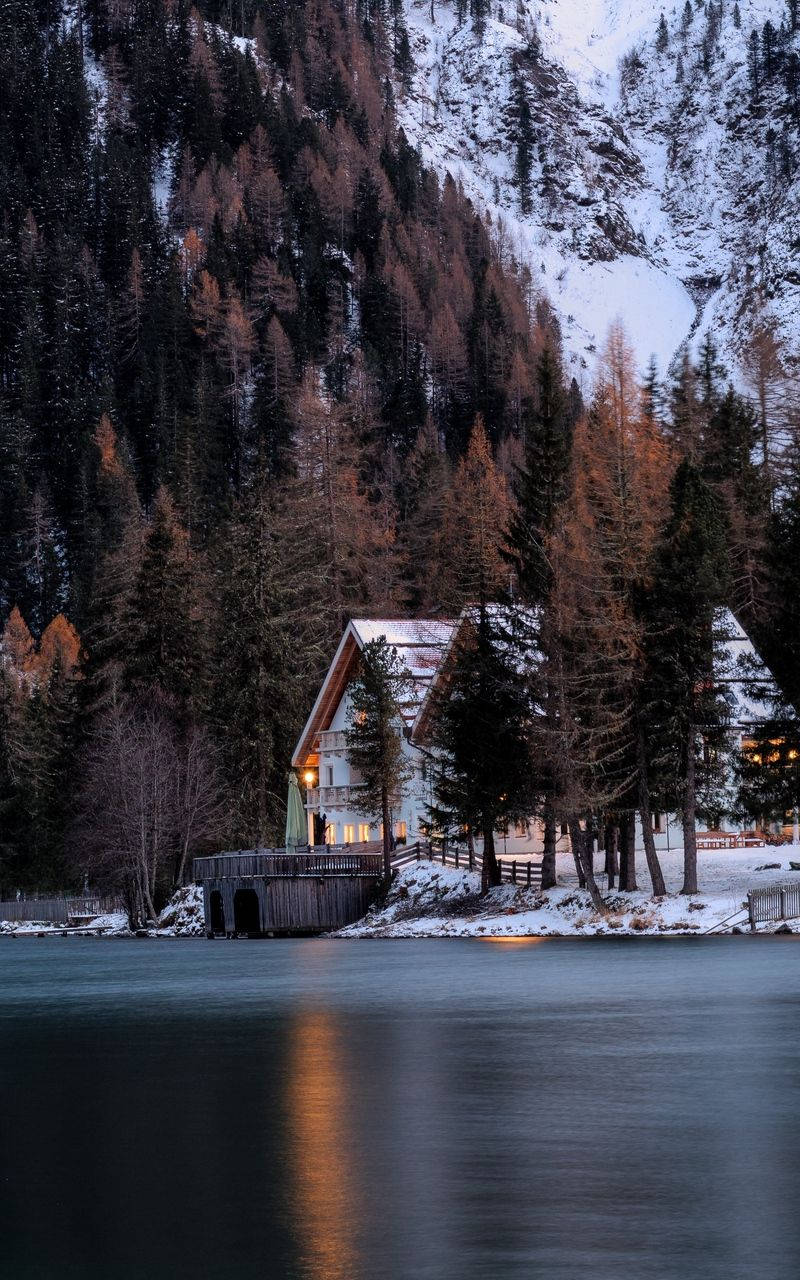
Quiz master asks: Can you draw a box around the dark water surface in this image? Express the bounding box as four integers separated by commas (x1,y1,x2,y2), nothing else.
2,938,800,1279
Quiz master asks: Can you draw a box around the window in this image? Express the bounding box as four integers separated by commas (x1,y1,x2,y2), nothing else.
324,822,337,844
358,823,370,843
326,765,334,787
343,825,355,844
653,813,662,833
394,820,407,844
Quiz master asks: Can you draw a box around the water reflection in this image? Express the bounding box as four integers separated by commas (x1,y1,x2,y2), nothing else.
3,938,800,1280
285,1010,360,1280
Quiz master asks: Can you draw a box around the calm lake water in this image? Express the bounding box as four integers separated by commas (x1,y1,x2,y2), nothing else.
2,938,800,1280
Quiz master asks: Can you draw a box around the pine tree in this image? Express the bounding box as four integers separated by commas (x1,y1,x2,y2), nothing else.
426,605,537,891
207,481,325,848
645,460,729,895
749,28,761,103
345,637,412,878
125,487,203,713
510,65,535,215
504,342,574,890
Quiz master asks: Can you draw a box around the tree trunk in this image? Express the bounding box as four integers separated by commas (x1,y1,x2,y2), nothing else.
635,712,667,896
618,811,638,891
568,816,606,913
570,823,586,887
604,822,619,889
681,725,698,894
381,786,392,882
482,814,500,892
541,803,557,890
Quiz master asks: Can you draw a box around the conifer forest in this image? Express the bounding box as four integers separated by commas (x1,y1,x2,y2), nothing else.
2,0,800,910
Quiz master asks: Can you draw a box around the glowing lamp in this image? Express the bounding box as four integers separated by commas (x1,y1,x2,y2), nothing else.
303,770,316,787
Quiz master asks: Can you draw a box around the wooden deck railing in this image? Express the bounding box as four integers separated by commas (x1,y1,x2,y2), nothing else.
194,844,384,881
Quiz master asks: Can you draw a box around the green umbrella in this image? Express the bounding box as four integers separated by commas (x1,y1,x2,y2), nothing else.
285,771,307,850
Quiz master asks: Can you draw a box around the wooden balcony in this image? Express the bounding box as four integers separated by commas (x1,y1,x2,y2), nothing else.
305,783,366,809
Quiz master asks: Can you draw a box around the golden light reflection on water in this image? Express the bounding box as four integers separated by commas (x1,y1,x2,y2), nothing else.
285,1010,360,1280
481,936,545,946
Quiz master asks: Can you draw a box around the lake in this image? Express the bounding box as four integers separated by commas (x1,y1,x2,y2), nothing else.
2,938,800,1279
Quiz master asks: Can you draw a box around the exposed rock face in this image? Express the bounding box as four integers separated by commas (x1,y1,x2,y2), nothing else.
398,0,800,383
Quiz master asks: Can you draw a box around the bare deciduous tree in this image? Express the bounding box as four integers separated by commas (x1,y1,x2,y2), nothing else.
72,699,225,928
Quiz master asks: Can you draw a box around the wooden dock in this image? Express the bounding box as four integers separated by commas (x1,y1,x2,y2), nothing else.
193,845,385,937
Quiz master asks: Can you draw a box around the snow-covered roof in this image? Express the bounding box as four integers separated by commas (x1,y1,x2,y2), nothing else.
292,606,780,768
291,618,456,767
716,608,777,729
411,604,539,745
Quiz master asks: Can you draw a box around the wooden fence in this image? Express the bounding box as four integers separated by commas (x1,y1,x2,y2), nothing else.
0,896,121,923
747,882,800,930
393,840,544,889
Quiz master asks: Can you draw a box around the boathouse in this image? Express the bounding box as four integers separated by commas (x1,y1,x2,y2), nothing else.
193,847,385,937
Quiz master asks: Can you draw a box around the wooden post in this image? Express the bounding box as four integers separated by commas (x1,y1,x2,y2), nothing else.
748,891,756,932
512,860,517,885
455,847,460,869
526,862,531,888
781,887,788,922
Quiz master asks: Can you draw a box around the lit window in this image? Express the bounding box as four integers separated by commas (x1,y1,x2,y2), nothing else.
653,813,662,832
358,824,370,843
394,820,407,844
324,822,337,844
343,824,355,844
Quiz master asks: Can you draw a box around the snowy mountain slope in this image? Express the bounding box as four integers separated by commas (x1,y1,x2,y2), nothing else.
397,0,799,385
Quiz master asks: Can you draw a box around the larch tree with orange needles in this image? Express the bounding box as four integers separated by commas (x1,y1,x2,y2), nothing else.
549,324,674,899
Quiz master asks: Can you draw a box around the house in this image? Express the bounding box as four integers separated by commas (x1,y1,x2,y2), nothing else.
291,607,784,855
291,619,457,849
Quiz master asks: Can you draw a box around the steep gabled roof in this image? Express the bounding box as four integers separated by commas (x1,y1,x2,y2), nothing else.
411,603,539,746
717,608,777,727
291,618,456,768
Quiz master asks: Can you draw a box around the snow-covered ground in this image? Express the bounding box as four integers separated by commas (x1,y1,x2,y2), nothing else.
0,885,205,939
338,845,800,937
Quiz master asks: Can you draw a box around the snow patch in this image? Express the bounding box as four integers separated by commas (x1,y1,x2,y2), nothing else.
338,844,800,937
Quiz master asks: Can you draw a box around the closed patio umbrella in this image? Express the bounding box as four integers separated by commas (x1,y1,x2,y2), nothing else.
285,771,307,850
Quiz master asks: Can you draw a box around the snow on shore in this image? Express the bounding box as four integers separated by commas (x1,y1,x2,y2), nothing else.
0,885,205,938
338,846,800,938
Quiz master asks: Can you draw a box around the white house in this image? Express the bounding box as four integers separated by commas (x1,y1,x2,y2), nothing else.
291,619,457,848
291,607,783,856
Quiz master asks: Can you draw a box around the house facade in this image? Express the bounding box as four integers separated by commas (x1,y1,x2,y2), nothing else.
291,608,782,856
291,619,456,849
